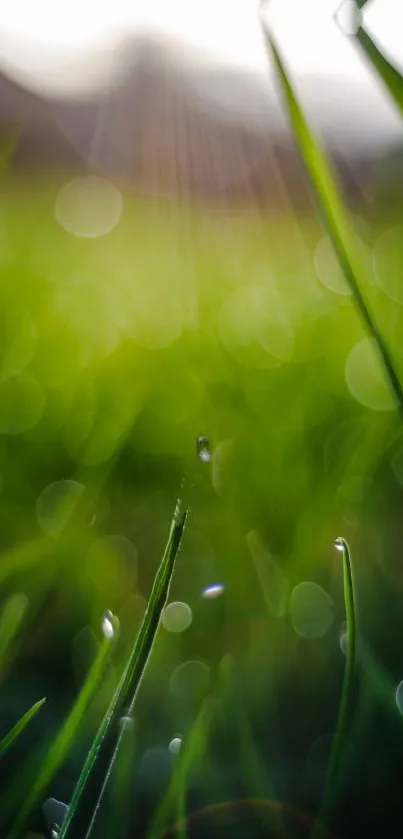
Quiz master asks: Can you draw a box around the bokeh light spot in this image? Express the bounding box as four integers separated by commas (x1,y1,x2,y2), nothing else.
0,374,45,434
170,660,210,700
345,338,398,412
290,582,334,639
314,236,351,296
36,479,85,538
55,176,122,238
161,601,192,634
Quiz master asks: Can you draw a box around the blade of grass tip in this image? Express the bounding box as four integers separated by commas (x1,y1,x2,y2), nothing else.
0,697,46,758
8,618,117,839
313,538,357,839
261,26,403,419
58,499,188,839
354,25,403,117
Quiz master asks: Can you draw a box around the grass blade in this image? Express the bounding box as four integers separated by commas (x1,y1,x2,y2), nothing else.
261,27,403,418
314,538,357,837
58,499,188,839
355,25,403,116
0,698,46,758
8,624,116,839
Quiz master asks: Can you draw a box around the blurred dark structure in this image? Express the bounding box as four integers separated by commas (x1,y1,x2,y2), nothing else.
0,34,396,210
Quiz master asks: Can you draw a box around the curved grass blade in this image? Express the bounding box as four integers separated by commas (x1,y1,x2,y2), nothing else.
58,499,188,839
262,28,403,419
0,697,46,758
8,625,116,839
313,538,357,838
355,25,403,117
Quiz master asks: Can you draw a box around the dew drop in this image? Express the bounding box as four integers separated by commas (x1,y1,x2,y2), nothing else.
101,609,117,639
202,583,225,600
197,436,212,463
334,537,346,553
169,736,182,755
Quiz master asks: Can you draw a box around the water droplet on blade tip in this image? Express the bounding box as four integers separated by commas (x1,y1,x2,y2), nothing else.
169,736,182,754
334,537,345,553
101,609,116,639
197,436,212,463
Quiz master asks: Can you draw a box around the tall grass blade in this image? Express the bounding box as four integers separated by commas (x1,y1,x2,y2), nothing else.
261,27,403,418
355,25,403,116
0,698,46,758
314,538,357,837
8,626,116,839
58,499,188,839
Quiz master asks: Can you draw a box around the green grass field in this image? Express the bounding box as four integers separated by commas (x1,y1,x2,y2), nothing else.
0,164,402,838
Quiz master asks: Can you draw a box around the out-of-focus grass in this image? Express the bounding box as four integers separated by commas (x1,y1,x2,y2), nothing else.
0,164,403,835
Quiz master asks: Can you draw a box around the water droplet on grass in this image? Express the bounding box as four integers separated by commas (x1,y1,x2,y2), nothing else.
197,436,212,462
334,537,346,553
202,583,225,599
161,602,192,634
101,610,117,639
169,736,182,754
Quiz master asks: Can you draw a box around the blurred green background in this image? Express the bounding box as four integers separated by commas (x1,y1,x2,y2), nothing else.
0,164,403,838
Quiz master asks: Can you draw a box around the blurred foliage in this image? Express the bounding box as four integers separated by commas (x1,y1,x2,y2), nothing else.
0,152,403,838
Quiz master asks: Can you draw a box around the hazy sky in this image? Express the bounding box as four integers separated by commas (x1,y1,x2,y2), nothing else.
0,0,401,97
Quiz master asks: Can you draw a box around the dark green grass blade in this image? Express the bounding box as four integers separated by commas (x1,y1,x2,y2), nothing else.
58,499,188,839
355,25,403,116
0,698,46,758
8,628,116,839
263,30,403,418
314,538,357,837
